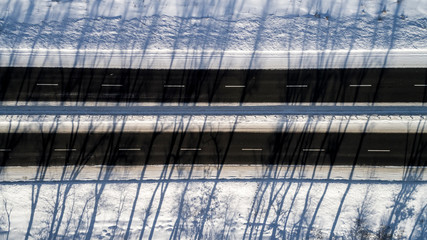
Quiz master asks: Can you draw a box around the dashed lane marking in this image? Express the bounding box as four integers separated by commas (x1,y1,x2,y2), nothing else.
36,83,59,86
54,148,77,152
180,148,202,151
102,84,123,87
118,148,141,151
302,148,325,152
349,84,372,87
164,84,185,88
242,148,263,151
368,149,391,152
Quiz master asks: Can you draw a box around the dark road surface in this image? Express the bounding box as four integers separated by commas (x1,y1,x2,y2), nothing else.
1,67,426,167
1,131,426,166
1,68,427,103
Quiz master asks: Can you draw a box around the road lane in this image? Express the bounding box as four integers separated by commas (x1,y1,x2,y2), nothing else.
1,132,426,166
1,68,426,103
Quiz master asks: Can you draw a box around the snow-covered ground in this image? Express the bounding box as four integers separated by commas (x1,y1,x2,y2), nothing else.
0,165,426,239
2,0,427,51
1,0,427,68
0,166,427,239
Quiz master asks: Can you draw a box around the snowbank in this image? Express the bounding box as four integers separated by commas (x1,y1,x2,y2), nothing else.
1,165,426,182
0,114,426,133
1,0,427,69
2,48,427,69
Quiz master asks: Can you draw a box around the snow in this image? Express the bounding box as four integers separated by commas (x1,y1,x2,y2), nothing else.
2,48,427,69
1,0,427,69
2,0,427,23
0,165,426,239
1,165,426,183
0,114,426,134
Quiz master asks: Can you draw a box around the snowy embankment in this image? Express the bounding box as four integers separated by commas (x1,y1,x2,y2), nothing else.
1,165,426,183
1,114,426,134
1,0,427,69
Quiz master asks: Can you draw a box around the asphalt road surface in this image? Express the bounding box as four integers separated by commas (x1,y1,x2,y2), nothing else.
1,131,425,166
1,68,426,103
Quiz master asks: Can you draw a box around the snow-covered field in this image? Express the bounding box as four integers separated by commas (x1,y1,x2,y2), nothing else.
1,0,427,68
2,0,427,51
1,165,426,239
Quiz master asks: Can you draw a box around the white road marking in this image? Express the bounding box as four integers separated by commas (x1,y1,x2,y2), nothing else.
286,84,308,88
102,84,123,87
368,149,391,152
36,83,58,86
0,149,11,152
302,148,325,152
118,148,141,151
242,148,263,151
164,84,185,88
180,148,202,151
225,85,246,88
349,84,372,87
414,84,427,87
54,148,77,152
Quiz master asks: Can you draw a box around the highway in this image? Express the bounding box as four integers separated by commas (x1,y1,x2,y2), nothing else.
1,67,426,103
1,131,426,166
1,67,426,167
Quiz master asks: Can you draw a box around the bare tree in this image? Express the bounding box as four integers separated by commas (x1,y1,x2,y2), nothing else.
0,198,12,240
